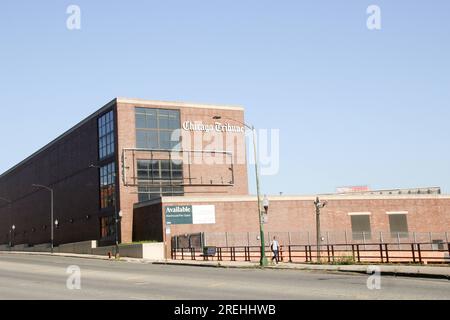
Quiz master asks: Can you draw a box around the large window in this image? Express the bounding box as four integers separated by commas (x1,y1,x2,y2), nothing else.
388,213,409,238
100,162,116,209
100,216,115,238
135,108,181,150
137,159,184,202
350,214,372,240
98,111,115,159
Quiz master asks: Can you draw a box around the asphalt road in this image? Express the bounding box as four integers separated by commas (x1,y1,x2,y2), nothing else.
0,253,448,300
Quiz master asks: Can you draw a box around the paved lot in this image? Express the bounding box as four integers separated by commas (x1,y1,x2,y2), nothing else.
0,253,448,300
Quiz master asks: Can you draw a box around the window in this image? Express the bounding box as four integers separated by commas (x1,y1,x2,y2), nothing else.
100,216,115,238
100,162,116,209
350,214,372,240
98,111,115,159
136,159,184,202
388,213,409,238
135,108,181,150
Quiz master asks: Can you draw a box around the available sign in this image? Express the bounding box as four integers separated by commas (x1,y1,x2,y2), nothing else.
165,205,216,225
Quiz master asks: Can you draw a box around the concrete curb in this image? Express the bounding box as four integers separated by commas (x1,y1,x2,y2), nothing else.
153,261,450,280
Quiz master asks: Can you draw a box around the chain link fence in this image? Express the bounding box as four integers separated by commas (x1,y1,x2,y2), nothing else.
172,231,450,251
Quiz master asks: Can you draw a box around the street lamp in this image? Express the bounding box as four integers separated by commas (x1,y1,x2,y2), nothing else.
11,224,15,248
263,195,269,222
32,184,54,254
212,115,269,267
314,197,327,262
89,164,121,259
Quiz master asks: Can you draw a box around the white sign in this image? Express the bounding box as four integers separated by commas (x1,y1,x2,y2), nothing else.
192,205,216,225
182,121,245,133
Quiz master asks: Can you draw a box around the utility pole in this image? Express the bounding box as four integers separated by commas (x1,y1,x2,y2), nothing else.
212,115,268,267
314,197,327,262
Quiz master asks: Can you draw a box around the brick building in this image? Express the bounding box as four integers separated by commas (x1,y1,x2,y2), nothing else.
0,98,449,249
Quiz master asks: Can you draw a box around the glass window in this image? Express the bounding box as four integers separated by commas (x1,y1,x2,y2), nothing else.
100,216,115,238
136,159,184,202
135,108,181,150
99,162,116,209
389,214,409,238
350,215,372,240
98,111,115,159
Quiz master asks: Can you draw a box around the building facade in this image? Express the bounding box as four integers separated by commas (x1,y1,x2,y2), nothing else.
0,98,248,246
0,98,449,250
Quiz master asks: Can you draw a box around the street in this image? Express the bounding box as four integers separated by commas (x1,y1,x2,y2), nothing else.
0,253,448,300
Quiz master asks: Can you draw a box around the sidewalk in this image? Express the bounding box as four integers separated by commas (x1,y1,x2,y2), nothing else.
154,259,450,280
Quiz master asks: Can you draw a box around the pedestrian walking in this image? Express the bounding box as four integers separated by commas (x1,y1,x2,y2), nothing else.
270,236,280,264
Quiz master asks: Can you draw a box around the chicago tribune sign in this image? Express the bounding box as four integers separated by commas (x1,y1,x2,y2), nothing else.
182,121,245,133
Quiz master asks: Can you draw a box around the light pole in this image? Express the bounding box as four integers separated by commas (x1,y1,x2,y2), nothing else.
314,197,327,262
11,224,15,248
32,184,54,254
213,115,268,267
0,197,12,246
89,164,121,259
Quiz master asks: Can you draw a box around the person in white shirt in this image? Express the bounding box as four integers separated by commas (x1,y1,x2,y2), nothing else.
270,236,280,264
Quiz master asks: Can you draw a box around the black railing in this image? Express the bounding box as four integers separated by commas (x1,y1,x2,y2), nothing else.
171,242,450,265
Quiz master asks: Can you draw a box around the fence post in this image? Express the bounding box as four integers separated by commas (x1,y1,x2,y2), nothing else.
385,244,389,263
305,246,309,263
200,233,204,250
411,244,416,263
362,232,366,250
417,244,422,264
344,230,348,249
356,244,361,263
288,245,292,263
181,248,184,260
379,244,383,263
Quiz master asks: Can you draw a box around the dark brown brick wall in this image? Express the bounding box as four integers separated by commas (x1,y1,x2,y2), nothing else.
132,203,163,242
0,107,108,246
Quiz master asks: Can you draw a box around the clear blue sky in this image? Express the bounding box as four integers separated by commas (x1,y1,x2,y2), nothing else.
1,1,449,195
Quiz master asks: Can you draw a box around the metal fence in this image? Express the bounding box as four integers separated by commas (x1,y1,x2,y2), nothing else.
191,231,450,249
171,242,450,265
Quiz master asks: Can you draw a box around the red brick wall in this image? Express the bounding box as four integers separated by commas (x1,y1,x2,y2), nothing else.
116,100,249,243
132,196,450,245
